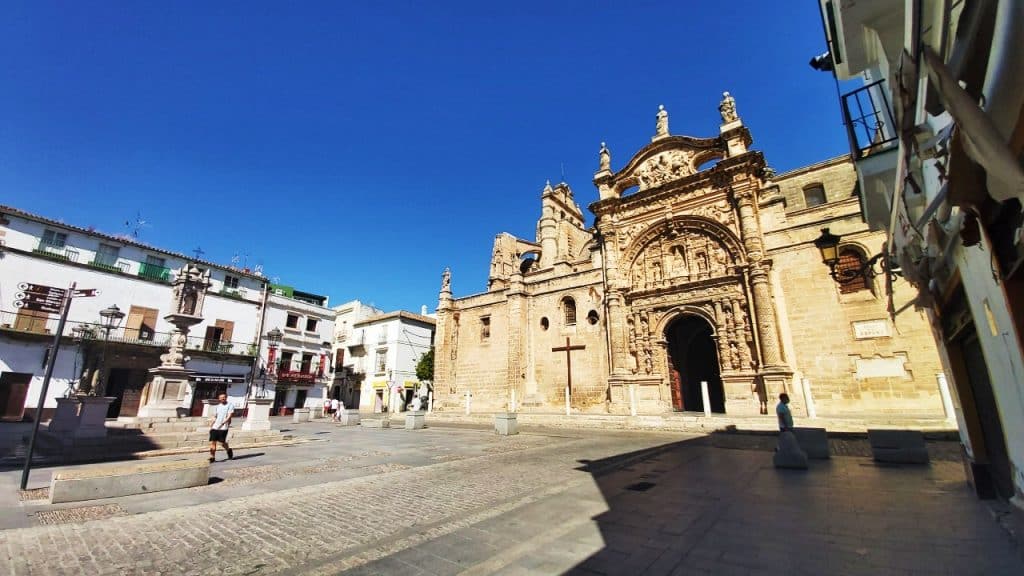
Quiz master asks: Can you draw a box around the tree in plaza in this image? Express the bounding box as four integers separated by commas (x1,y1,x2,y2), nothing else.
415,347,434,384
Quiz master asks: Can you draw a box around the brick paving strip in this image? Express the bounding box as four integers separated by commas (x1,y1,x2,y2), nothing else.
0,434,679,575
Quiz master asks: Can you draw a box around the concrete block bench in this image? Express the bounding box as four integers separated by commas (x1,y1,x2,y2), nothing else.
292,408,311,423
362,418,390,429
793,427,830,459
405,411,426,430
494,413,519,436
868,429,929,464
50,458,210,504
337,409,360,426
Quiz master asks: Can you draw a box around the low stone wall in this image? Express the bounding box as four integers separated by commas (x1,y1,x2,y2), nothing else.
50,459,210,504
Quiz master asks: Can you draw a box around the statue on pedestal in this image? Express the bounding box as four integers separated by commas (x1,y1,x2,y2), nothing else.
719,92,738,123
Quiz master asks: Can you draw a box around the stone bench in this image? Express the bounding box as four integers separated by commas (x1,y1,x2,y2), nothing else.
337,409,360,426
49,458,210,504
292,408,311,423
405,411,426,430
362,418,390,429
793,427,830,459
773,430,808,469
868,429,929,464
494,413,519,436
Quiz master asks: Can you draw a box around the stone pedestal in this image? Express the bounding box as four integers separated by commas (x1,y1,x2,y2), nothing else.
47,397,81,434
721,372,761,416
75,396,115,439
404,411,426,430
138,366,193,418
494,413,519,436
292,408,311,423
242,398,273,431
337,409,360,426
761,367,800,415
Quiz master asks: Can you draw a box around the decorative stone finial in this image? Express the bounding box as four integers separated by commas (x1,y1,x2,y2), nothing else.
543,180,553,194
599,142,611,172
719,91,738,124
654,104,669,140
441,267,451,292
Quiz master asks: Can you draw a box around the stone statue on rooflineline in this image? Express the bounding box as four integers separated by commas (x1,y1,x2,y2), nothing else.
599,142,611,172
654,105,669,139
719,92,738,124
441,267,451,292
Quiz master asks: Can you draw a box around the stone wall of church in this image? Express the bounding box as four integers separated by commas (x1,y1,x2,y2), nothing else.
522,272,608,410
765,158,946,417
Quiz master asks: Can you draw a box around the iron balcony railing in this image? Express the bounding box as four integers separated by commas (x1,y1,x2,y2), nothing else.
88,258,130,274
841,79,899,160
33,240,80,263
0,310,257,356
138,262,172,282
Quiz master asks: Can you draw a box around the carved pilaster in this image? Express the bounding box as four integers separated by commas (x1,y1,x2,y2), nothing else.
607,289,630,375
749,265,784,367
732,298,753,370
713,300,732,370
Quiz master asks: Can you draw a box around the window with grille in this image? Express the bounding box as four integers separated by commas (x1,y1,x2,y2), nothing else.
803,184,827,207
480,316,491,340
96,244,120,266
224,275,240,289
563,297,577,325
837,249,870,294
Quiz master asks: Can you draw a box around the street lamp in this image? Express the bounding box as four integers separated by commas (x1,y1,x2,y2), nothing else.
96,304,125,396
813,228,891,285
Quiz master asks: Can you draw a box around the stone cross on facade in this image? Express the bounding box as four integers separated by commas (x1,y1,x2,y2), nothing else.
551,336,586,396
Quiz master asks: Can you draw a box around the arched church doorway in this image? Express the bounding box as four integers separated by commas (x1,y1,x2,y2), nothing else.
665,315,725,413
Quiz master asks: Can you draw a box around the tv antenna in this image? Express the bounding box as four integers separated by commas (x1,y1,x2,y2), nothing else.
192,246,205,259
124,211,150,239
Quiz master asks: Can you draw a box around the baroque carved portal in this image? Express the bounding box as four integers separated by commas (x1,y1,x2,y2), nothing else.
629,228,737,291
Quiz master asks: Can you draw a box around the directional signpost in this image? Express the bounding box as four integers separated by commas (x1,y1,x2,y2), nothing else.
19,282,99,490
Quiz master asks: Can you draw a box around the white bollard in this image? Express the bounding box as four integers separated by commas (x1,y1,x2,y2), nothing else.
427,391,433,414
629,384,638,417
565,385,571,416
937,373,955,422
465,391,471,415
802,378,818,419
700,380,712,417
510,389,517,413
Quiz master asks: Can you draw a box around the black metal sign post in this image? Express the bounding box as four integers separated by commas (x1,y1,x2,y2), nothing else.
18,282,98,490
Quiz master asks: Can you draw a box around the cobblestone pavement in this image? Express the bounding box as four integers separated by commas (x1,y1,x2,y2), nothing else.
0,423,1020,575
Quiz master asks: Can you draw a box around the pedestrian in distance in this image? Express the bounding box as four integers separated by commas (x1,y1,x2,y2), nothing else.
324,397,332,419
776,392,794,432
331,397,340,422
209,393,235,463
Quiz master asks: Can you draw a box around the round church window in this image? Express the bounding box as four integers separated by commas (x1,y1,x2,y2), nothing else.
587,310,599,325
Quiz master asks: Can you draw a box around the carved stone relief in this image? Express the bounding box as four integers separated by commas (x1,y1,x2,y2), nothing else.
634,150,697,191
629,229,736,291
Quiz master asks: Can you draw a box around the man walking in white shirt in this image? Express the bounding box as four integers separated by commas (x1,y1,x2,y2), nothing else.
209,393,235,463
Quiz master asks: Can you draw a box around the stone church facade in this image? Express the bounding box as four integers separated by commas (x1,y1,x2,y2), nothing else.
434,95,945,418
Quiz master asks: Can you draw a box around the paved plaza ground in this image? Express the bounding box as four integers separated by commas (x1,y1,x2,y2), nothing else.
0,418,1021,575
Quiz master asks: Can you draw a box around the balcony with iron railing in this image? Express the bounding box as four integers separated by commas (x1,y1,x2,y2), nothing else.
841,79,898,160
33,240,80,263
138,262,172,283
0,310,257,357
87,258,130,274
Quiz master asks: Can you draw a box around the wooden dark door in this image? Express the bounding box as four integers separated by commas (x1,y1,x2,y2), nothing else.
0,372,31,421
106,369,148,418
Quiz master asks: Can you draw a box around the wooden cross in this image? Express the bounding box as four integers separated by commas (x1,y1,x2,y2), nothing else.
552,337,586,395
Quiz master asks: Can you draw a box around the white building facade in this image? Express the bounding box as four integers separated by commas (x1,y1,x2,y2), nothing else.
258,289,336,415
816,0,1024,526
0,204,266,420
330,299,383,407
346,311,435,412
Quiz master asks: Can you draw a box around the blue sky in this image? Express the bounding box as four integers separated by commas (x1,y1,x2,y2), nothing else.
1,1,845,312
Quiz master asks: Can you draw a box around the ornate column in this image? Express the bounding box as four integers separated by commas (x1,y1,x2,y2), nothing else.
138,264,211,418
433,268,454,398
732,297,753,370
733,185,784,368
607,289,630,375
712,300,731,370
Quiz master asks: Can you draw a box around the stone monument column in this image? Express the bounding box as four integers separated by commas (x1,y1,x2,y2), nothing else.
138,264,211,418
433,268,454,400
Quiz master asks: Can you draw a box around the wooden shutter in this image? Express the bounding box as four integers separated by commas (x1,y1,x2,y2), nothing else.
215,320,234,343
14,309,48,333
126,306,159,341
